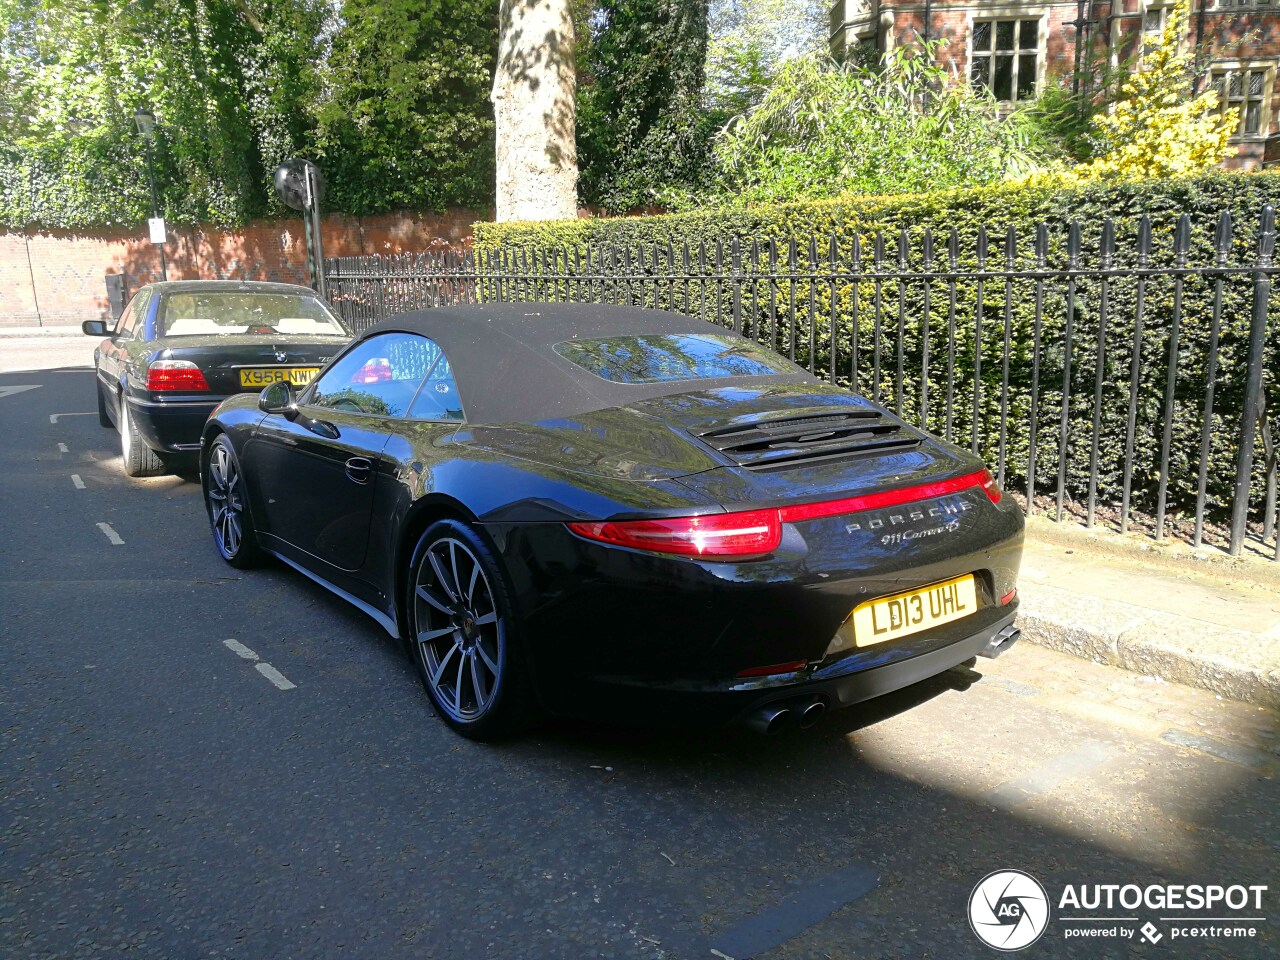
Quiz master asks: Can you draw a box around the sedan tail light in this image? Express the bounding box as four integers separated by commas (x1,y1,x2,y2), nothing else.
566,468,1000,561
146,360,210,392
567,510,782,559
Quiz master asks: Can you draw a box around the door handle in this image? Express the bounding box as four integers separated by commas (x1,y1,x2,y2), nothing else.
345,457,373,484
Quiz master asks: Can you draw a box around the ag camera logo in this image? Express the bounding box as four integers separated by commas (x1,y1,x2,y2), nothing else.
969,869,1051,951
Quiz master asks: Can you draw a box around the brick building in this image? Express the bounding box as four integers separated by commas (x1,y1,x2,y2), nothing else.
829,1,1280,168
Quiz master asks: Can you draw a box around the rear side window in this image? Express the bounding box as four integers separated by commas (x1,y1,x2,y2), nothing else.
553,333,800,384
307,332,463,420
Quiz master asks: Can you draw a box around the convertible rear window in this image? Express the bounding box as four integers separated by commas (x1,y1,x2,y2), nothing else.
553,334,798,384
158,292,346,338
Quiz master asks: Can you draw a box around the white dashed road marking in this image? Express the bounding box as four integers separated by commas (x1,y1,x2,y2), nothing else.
70,474,85,489
222,639,296,690
49,412,95,423
255,663,297,691
96,522,124,545
57,443,69,453
223,638,259,661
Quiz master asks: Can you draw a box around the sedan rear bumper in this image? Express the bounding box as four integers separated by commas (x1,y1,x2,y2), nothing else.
126,395,222,452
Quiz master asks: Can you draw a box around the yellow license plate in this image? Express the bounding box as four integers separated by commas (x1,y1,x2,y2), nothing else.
239,367,320,388
851,574,977,647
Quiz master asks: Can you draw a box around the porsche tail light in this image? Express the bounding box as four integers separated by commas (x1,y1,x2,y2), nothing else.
775,468,995,523
567,510,782,559
980,468,1003,504
566,468,1002,561
146,360,209,392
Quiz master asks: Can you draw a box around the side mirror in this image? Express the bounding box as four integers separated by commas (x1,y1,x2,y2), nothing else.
82,320,109,337
259,380,297,417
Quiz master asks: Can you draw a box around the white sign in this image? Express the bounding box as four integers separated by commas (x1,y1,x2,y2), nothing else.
148,217,167,245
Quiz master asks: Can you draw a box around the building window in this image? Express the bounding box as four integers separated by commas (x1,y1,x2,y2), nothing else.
971,19,1039,103
1213,67,1270,137
1141,4,1169,56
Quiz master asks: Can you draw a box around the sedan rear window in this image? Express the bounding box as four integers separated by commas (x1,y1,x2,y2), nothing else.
158,292,346,338
553,333,799,384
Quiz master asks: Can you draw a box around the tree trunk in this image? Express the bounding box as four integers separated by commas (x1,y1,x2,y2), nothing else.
493,0,578,222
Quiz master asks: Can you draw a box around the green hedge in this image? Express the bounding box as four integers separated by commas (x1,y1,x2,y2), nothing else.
472,174,1280,537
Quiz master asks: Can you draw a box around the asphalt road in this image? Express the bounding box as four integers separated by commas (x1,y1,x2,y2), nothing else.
1,358,1277,960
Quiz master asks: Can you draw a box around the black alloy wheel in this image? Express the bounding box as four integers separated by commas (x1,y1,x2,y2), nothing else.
205,435,263,568
408,519,530,740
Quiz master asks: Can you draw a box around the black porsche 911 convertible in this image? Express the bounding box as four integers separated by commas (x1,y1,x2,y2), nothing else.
201,303,1023,739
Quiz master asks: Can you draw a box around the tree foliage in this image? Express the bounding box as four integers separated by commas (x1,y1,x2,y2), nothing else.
576,0,716,212
0,0,497,228
704,0,826,116
0,0,330,228
314,0,497,216
1074,0,1236,181
710,48,1044,206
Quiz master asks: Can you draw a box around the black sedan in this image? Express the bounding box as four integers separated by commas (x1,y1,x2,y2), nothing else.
200,304,1023,739
84,280,350,477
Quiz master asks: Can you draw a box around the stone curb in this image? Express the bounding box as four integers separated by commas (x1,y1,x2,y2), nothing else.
1017,580,1280,707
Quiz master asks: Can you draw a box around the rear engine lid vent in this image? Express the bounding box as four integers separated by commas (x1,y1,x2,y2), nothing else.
692,409,921,472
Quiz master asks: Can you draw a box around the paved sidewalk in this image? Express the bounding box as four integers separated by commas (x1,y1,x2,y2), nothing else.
1018,515,1280,707
0,324,85,337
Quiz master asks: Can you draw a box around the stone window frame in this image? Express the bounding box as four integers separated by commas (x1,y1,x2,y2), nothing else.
1209,60,1276,141
966,5,1050,104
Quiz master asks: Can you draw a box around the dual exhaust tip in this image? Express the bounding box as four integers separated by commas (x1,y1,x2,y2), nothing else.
744,697,826,735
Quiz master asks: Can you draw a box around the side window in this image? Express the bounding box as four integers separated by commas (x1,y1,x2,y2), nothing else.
115,301,136,339
407,337,464,421
117,291,149,339
307,332,437,418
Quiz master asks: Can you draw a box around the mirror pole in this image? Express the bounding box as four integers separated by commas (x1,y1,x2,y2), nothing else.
307,164,326,300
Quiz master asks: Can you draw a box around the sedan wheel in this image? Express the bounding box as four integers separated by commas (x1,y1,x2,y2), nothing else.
119,396,166,478
205,436,263,568
409,520,530,739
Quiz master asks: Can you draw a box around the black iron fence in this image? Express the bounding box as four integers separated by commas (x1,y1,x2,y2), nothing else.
323,208,1279,561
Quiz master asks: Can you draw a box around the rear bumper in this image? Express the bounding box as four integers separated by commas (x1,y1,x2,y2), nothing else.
486,491,1025,727
570,607,1020,729
126,395,222,452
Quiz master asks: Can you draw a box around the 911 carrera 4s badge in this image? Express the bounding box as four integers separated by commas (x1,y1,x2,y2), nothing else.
843,495,971,537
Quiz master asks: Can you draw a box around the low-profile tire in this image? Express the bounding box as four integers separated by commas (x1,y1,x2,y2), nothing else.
95,375,112,427
119,395,167,478
204,435,264,569
406,518,533,741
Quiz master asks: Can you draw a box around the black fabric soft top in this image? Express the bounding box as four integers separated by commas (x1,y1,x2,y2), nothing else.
363,304,813,424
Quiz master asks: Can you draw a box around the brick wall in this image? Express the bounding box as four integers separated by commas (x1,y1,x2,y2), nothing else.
0,208,483,327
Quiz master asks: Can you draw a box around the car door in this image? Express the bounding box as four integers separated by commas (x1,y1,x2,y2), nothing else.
244,332,434,573
98,290,149,406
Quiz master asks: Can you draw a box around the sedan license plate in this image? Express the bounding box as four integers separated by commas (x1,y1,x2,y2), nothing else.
851,574,977,647
239,367,320,388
